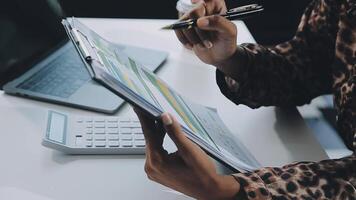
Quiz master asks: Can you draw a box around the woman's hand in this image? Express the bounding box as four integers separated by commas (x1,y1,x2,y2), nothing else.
191,0,227,14
175,0,238,67
134,108,240,200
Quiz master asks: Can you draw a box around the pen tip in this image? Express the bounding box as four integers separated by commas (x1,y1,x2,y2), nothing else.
160,24,173,30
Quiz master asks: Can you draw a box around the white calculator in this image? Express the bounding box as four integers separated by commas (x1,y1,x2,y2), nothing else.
42,110,146,154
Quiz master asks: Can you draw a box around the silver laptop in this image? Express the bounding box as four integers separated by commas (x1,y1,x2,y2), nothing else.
0,2,168,114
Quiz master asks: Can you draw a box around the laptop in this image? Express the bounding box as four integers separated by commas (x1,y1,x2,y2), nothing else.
0,1,168,114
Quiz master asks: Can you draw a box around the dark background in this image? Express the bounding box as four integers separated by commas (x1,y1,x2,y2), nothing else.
0,0,311,86
59,0,312,45
0,0,313,48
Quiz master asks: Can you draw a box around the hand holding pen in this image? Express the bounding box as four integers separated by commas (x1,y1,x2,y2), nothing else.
162,4,263,30
171,2,262,81
171,3,258,58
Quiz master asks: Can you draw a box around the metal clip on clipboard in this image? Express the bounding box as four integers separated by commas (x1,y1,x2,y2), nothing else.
66,20,106,73
69,27,92,62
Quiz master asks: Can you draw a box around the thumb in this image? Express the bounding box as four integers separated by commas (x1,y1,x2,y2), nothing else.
161,113,212,168
197,15,236,34
161,113,197,154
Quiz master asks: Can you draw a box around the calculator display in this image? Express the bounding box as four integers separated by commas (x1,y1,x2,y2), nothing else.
47,111,67,144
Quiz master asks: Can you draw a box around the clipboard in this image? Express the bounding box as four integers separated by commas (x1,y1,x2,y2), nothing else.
62,17,261,172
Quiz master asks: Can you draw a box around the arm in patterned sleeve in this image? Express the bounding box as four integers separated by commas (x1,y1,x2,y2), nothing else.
213,0,356,198
216,0,338,108
216,1,356,198
231,78,356,200
233,105,355,199
233,155,356,199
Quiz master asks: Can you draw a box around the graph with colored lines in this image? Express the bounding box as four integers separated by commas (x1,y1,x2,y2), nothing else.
90,36,215,146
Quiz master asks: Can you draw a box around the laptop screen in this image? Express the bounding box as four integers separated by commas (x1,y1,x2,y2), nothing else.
0,1,67,88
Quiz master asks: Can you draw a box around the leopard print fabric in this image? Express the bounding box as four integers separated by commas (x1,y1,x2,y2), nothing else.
216,0,356,199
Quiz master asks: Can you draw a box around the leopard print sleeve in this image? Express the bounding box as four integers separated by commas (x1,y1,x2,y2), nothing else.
216,0,338,108
232,156,356,199
215,0,356,199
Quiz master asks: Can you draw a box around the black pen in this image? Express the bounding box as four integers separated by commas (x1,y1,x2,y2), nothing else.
161,4,264,30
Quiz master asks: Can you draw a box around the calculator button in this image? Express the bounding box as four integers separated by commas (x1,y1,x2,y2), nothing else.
86,135,93,140
131,120,140,125
86,140,93,147
85,118,93,123
76,118,84,123
94,141,106,147
134,134,144,140
94,118,105,123
94,128,105,134
107,135,119,140
122,141,133,147
121,134,133,140
86,123,93,128
75,136,83,146
131,124,142,132
86,129,93,134
106,128,119,134
120,122,132,128
134,140,146,147
120,119,131,123
132,128,142,134
108,141,120,147
120,128,131,134
107,123,118,128
94,123,105,128
94,135,106,140
107,118,118,123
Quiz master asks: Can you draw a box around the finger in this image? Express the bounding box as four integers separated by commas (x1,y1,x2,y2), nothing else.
204,0,227,14
174,30,193,49
175,3,204,48
134,108,166,152
179,11,192,21
182,28,202,46
190,0,227,15
179,2,205,21
134,108,156,145
161,113,198,154
185,3,212,48
161,113,212,169
197,15,236,35
154,120,167,147
189,2,206,18
180,3,208,46
133,107,166,148
194,28,213,49
135,109,167,163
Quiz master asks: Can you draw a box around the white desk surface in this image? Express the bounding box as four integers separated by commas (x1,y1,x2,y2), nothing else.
0,18,328,200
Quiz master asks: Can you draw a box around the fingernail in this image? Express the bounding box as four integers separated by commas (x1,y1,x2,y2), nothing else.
191,0,201,3
203,40,213,49
161,113,173,126
199,18,209,27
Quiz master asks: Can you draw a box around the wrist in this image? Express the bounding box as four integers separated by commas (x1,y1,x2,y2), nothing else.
214,45,248,81
207,175,240,200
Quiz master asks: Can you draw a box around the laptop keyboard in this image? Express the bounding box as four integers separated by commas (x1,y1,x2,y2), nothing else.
17,48,90,98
